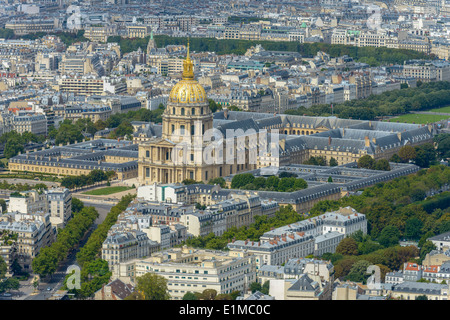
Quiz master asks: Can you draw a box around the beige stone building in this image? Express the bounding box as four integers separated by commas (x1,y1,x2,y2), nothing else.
0,212,54,271
113,246,257,300
84,25,118,43
125,25,152,38
138,43,257,185
57,76,105,95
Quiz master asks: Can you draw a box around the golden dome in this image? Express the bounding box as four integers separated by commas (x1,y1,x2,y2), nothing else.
169,80,207,104
168,41,207,104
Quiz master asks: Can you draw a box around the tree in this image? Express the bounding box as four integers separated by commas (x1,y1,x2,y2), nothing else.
135,272,170,300
293,178,308,190
231,173,255,189
31,247,58,278
415,295,428,300
410,188,426,202
345,260,371,283
124,291,145,300
398,145,416,163
357,155,375,169
390,154,402,163
208,177,226,188
418,231,435,248
55,121,84,145
405,218,423,240
336,238,359,255
200,289,217,300
261,281,270,295
215,293,233,300
329,157,338,166
72,197,84,213
374,159,390,171
419,241,437,262
0,199,6,213
0,256,6,279
378,225,400,248
182,291,199,300
265,176,280,190
250,282,262,293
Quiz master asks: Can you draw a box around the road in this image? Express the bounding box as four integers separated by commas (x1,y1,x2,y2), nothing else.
19,199,114,300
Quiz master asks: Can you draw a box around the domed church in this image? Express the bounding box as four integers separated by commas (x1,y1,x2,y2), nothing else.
138,43,257,185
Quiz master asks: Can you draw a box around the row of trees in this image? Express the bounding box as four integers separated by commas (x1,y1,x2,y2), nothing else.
390,142,441,168
46,105,165,146
183,205,305,251
0,28,88,46
230,173,308,192
60,169,116,190
31,203,98,279
357,156,391,171
144,35,430,65
285,81,450,120
322,227,438,283
2,29,429,66
0,180,48,193
0,255,21,293
310,165,450,242
0,130,46,159
65,194,135,298
304,156,338,167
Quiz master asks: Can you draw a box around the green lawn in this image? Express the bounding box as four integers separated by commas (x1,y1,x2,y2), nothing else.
428,106,450,114
387,113,450,124
83,186,133,196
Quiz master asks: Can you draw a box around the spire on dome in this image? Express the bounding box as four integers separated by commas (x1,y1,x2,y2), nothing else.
182,39,194,80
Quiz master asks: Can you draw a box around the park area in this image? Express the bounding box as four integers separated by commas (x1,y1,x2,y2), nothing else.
82,186,134,196
387,113,450,124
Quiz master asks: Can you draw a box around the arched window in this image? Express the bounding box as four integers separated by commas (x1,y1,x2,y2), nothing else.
191,108,195,115
181,108,185,116
191,125,195,136
172,107,175,114
201,107,204,115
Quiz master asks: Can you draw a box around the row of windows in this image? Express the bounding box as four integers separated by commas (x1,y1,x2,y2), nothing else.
172,107,205,116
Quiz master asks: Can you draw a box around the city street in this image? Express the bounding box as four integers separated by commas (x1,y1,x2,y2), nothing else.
14,199,114,300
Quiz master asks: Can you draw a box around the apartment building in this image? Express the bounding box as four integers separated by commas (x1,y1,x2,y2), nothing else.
54,104,112,123
0,212,54,271
0,235,17,277
227,233,316,267
137,183,187,204
46,188,72,230
156,57,185,76
5,19,57,35
57,76,105,95
12,113,47,136
102,230,158,272
113,246,257,300
270,273,332,300
8,190,48,215
84,25,118,43
257,258,334,284
228,207,367,267
59,54,105,77
125,25,152,38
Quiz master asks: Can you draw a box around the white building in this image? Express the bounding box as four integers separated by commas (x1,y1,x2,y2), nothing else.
46,188,72,229
137,183,187,203
113,246,257,300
